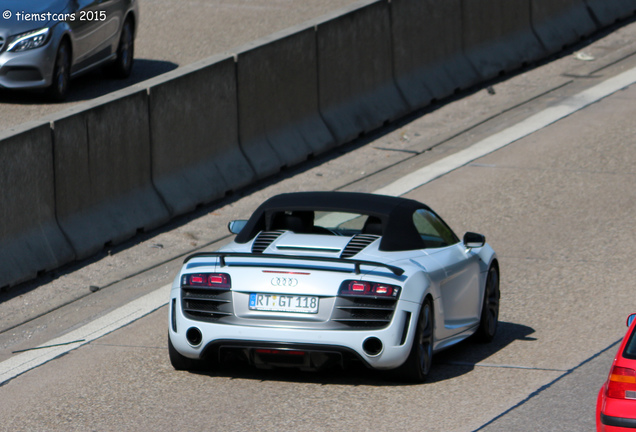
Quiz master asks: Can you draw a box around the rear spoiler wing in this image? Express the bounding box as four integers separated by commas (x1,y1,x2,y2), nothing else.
184,252,405,277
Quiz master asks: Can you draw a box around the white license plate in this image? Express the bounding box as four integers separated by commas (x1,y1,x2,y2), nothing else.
249,293,319,314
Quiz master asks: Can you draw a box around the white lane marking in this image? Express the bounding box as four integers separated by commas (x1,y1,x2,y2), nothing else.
2,66,636,386
374,67,636,197
445,361,568,372
0,285,170,386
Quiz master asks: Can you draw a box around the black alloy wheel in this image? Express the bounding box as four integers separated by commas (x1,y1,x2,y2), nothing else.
110,19,134,78
396,298,434,383
47,41,71,102
475,264,500,343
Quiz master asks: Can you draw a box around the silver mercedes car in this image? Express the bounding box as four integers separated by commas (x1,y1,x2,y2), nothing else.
0,0,138,101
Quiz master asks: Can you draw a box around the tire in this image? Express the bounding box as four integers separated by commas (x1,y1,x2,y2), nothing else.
47,41,71,102
109,19,134,78
168,336,205,371
396,298,434,383
475,264,500,343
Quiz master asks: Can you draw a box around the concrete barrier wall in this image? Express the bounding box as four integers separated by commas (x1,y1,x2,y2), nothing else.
391,0,480,110
462,0,546,81
316,0,408,145
0,124,74,289
148,56,254,216
531,0,598,54
237,27,335,179
1,0,631,289
585,0,636,26
53,90,170,259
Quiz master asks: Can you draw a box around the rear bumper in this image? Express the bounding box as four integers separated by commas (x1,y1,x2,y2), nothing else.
601,413,636,429
169,288,420,370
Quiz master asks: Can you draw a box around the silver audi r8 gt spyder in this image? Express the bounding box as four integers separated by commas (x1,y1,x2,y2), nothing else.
168,192,500,382
0,0,138,101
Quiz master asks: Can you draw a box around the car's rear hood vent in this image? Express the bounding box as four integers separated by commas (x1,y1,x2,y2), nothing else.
252,230,284,253
340,234,380,258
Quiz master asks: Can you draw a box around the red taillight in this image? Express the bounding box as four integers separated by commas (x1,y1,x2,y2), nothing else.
339,280,400,298
374,284,391,295
607,366,636,399
183,273,231,289
208,274,226,285
350,281,370,293
191,275,204,284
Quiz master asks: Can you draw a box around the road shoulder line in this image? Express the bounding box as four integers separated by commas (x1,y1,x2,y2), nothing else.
0,285,170,386
374,66,636,197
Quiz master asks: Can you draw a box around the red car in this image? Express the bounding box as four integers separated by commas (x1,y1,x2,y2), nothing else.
597,313,636,431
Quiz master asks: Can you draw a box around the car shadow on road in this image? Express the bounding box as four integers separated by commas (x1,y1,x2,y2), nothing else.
0,58,178,106
427,321,536,384
188,321,535,387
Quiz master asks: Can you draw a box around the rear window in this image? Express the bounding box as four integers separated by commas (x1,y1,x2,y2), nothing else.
267,210,377,236
314,212,369,233
624,326,636,359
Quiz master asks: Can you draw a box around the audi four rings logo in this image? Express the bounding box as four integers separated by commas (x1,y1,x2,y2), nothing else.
271,277,298,287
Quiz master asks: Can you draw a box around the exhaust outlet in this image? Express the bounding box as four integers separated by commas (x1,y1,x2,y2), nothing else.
186,327,203,347
362,337,383,356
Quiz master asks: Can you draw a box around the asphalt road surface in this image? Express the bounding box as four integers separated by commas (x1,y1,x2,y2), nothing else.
1,14,636,432
0,0,357,133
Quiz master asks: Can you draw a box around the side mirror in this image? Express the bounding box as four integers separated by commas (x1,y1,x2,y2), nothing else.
463,232,485,249
627,313,636,327
228,220,248,235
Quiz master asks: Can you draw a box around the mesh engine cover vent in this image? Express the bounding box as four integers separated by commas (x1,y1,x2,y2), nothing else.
251,230,284,253
340,234,380,258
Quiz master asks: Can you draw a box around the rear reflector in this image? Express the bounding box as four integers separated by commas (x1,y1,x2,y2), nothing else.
255,349,306,356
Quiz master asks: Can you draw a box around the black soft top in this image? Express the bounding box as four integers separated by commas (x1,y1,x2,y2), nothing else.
235,191,448,251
